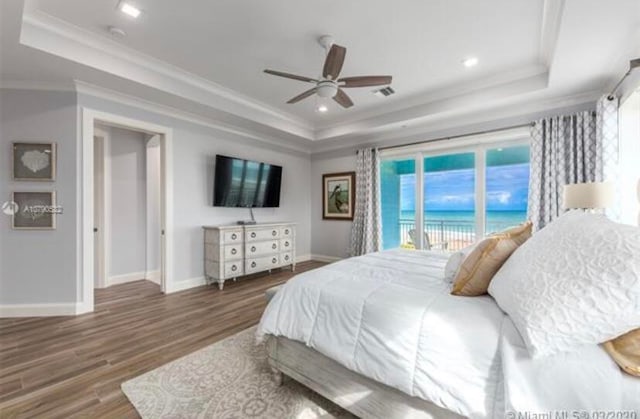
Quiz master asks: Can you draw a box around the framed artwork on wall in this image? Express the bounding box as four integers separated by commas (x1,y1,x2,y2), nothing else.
322,172,356,220
13,142,56,181
12,191,57,230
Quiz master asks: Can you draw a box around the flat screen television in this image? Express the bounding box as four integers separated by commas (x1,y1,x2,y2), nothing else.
213,155,282,207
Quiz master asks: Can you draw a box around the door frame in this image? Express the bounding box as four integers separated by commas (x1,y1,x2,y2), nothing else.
80,108,173,314
93,127,110,289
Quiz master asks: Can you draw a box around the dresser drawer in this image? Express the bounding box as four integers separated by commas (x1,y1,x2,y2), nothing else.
280,226,294,237
246,227,280,242
224,261,244,277
280,238,293,251
223,244,243,260
223,229,243,244
281,252,293,265
246,240,279,256
245,255,280,273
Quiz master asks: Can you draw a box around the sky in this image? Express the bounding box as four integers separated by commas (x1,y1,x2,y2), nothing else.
400,163,530,212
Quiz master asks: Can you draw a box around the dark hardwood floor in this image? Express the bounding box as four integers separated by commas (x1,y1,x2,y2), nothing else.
0,261,325,418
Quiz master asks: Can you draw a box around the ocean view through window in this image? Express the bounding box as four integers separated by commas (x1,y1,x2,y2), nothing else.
381,144,530,251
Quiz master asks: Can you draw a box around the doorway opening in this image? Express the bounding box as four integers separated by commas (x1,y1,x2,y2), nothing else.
81,109,173,314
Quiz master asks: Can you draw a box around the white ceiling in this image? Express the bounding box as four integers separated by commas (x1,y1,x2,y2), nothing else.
31,0,544,124
1,0,639,150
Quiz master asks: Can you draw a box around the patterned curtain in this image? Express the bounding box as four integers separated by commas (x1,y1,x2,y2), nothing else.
528,110,603,230
349,148,381,256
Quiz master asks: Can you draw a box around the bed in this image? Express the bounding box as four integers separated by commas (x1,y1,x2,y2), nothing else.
257,249,640,418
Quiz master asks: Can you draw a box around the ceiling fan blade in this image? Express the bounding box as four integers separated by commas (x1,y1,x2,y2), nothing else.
322,44,347,80
264,69,317,83
333,89,354,108
287,88,317,104
339,76,392,88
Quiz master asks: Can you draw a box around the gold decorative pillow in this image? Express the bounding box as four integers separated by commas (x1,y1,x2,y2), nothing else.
603,329,640,377
451,222,532,296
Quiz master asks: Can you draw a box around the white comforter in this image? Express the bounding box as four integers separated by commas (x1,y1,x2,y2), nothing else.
257,250,505,417
257,250,640,417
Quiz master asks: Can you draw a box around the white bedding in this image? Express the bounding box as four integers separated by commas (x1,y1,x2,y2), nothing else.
257,249,640,417
257,250,505,417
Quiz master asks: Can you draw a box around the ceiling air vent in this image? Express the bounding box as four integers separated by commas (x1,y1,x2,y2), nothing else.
373,87,395,97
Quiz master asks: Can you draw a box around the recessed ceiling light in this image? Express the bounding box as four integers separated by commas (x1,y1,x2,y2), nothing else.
462,57,478,68
317,104,328,113
119,2,141,18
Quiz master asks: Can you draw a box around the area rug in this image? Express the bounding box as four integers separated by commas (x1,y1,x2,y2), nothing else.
121,326,354,418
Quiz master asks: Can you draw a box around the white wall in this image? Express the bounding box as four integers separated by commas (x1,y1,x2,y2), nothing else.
0,89,78,305
310,154,355,259
78,93,312,288
108,126,148,278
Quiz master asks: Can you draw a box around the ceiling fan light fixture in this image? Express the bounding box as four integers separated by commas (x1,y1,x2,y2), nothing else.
316,81,338,98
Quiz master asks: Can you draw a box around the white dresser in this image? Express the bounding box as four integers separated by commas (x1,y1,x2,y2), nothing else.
203,222,296,290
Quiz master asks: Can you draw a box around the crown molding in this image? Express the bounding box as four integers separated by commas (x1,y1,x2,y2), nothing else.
19,10,315,140
310,89,600,155
0,79,75,91
539,0,566,67
314,69,550,142
74,80,312,154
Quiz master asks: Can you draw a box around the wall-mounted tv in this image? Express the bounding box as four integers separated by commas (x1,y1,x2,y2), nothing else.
213,155,282,208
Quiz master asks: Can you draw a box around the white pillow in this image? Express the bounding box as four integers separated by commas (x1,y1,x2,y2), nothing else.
443,242,478,283
488,211,640,358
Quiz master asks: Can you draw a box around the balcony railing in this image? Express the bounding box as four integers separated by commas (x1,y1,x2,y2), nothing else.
398,218,518,252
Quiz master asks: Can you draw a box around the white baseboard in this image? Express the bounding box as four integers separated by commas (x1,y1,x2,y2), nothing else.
145,270,161,285
106,271,147,287
311,254,344,263
0,303,80,317
295,253,311,263
165,276,207,294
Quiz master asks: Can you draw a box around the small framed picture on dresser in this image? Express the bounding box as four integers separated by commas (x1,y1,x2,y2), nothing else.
12,142,56,181
11,191,57,230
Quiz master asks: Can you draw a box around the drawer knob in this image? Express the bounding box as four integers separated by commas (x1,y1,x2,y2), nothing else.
231,265,237,271
285,229,289,234
251,246,256,252
231,233,237,240
285,241,289,247
272,230,277,236
231,248,237,255
251,261,257,268
251,232,256,238
272,258,277,264
272,243,277,249
285,255,289,261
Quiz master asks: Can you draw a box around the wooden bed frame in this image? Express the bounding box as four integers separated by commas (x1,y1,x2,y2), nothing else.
265,335,462,419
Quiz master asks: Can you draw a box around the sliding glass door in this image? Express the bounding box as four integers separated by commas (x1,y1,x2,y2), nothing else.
380,142,530,251
423,153,476,251
485,145,530,234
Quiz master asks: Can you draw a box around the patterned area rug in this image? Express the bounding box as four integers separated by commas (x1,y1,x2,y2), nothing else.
122,326,354,418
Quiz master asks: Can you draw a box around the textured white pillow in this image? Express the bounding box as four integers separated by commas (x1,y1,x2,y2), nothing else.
488,211,640,358
443,242,478,283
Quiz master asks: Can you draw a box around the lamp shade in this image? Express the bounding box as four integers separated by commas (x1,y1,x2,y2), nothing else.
563,182,614,209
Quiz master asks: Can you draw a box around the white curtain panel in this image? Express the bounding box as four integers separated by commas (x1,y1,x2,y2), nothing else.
349,148,381,256
598,95,621,221
528,110,602,230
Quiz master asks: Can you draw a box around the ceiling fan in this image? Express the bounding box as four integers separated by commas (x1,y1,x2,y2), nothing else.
264,35,392,109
